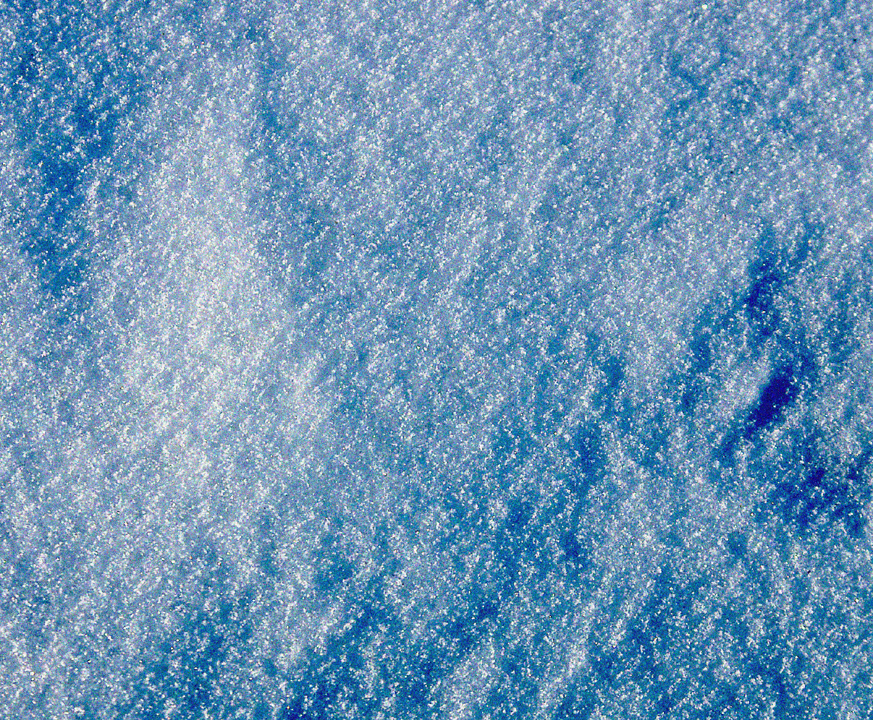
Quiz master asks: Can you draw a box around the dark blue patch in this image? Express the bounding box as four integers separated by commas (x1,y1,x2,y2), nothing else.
745,258,783,338
726,531,747,558
592,353,628,423
280,572,405,719
9,8,147,300
567,426,604,499
312,521,355,597
559,530,591,569
745,366,799,438
764,435,869,539
475,105,514,174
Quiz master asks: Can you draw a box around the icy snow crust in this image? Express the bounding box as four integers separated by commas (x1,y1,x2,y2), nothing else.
2,1,872,718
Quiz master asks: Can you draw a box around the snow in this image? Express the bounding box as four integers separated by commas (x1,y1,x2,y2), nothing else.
1,1,872,718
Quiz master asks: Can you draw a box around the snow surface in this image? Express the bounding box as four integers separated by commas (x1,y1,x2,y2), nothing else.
2,1,873,718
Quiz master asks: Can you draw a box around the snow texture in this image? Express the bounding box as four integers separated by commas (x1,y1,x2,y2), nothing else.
2,1,873,718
